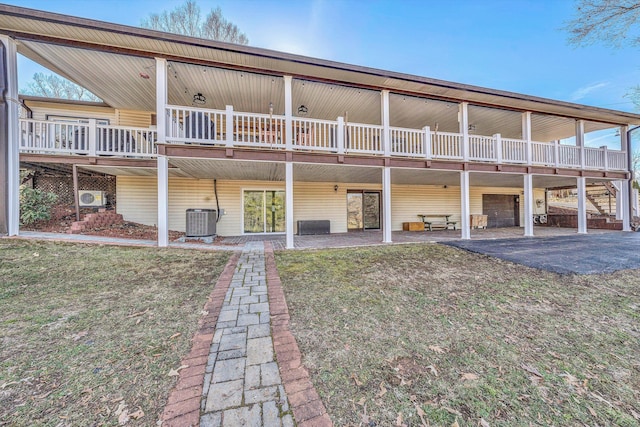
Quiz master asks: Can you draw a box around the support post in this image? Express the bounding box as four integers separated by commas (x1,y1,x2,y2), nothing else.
284,76,293,150
459,102,469,162
155,58,167,146
554,140,560,167
602,146,609,171
460,171,470,239
381,90,390,156
620,180,631,231
614,180,623,221
88,118,97,156
157,155,169,247
337,116,345,154
285,162,294,249
576,119,585,169
423,126,432,159
494,133,502,164
382,166,392,243
0,36,19,236
577,176,587,234
73,164,80,222
523,174,534,237
522,112,532,165
225,105,234,147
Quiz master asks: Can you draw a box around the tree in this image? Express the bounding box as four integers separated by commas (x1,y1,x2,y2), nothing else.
21,72,101,101
141,1,248,45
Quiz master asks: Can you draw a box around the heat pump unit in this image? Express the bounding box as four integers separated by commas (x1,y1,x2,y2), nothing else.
79,190,106,207
186,209,217,237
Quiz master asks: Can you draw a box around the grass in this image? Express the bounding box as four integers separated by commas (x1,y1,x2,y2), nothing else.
0,239,230,426
276,244,640,427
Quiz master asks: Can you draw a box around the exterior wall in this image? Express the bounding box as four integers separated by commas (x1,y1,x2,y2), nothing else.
117,177,547,235
24,100,116,123
116,109,153,127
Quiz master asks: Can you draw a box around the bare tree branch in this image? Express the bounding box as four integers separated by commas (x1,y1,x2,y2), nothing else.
565,0,640,47
21,72,101,102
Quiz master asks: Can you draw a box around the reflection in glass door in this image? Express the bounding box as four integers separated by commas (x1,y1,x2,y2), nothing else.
347,190,381,231
243,190,285,233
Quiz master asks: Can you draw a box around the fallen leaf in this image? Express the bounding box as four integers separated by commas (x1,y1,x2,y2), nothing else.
127,308,149,318
356,397,366,406
521,363,542,377
443,406,462,417
72,331,89,341
33,252,39,257
452,419,460,427
427,365,438,377
1,381,18,389
631,409,640,420
480,417,490,426
200,310,209,316
377,382,387,398
135,318,142,325
588,406,597,417
167,365,189,376
396,412,403,426
350,373,363,387
115,402,129,425
169,333,181,339
130,408,144,420
429,345,445,354
461,372,479,381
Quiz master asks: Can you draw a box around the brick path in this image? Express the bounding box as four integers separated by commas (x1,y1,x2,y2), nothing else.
200,241,297,426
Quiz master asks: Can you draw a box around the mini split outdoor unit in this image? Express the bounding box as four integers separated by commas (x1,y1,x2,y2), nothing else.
78,190,106,207
186,209,217,237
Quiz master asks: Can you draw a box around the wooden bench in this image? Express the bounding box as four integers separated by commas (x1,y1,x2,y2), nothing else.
417,214,457,231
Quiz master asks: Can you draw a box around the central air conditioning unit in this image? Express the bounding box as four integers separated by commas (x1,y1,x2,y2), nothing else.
186,209,217,237
79,190,106,207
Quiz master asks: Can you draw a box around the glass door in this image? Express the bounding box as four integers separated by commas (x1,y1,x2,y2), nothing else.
243,190,285,233
347,190,381,231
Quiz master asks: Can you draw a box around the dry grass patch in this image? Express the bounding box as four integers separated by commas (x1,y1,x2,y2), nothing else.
276,244,640,426
0,239,230,426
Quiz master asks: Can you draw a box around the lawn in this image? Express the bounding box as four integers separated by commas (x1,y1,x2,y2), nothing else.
0,239,230,426
276,244,640,427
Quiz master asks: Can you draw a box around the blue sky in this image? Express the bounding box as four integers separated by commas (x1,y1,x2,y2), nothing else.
8,0,640,114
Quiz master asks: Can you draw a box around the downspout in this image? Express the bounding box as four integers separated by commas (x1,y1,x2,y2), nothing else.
626,125,639,225
19,97,33,118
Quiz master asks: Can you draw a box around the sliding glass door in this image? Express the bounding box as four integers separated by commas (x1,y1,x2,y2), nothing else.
243,190,285,233
347,190,381,231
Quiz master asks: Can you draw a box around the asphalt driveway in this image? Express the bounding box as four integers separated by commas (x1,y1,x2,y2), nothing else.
443,232,640,274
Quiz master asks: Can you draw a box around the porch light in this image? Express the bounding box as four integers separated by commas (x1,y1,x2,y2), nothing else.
193,93,206,105
297,105,308,115
468,124,476,132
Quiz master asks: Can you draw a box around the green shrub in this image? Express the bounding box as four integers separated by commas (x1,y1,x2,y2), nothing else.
19,187,58,225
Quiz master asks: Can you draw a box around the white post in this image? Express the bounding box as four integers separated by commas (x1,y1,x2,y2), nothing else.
621,180,631,232
459,102,469,162
494,133,502,164
522,112,532,165
614,180,623,221
337,116,345,154
88,118,97,156
382,166,392,243
602,146,609,171
460,171,470,239
157,155,169,247
284,76,293,150
285,162,294,249
1,36,19,236
225,105,234,147
554,140,559,167
381,90,390,156
577,176,587,234
423,126,432,159
523,174,534,237
576,120,585,169
155,57,169,247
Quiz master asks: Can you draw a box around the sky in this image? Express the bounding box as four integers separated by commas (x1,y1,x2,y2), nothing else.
7,0,640,148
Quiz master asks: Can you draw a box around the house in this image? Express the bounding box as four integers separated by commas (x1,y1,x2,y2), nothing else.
1,4,638,248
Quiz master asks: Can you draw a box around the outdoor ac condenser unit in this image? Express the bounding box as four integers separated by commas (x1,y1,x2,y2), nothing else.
78,190,106,207
186,209,217,237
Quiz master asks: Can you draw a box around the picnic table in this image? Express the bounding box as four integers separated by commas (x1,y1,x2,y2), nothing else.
417,214,457,231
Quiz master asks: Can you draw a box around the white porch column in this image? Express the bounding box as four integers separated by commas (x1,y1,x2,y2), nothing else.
284,76,293,150
621,180,631,232
156,57,169,247
577,176,587,234
523,174,534,237
382,166,392,243
459,102,469,162
157,155,169,247
522,112,532,165
381,90,390,156
614,180,624,221
285,162,294,249
576,120,585,169
460,171,470,239
1,36,19,236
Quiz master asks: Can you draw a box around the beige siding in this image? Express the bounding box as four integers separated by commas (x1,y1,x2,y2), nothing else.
115,109,153,127
25,100,116,122
117,177,547,235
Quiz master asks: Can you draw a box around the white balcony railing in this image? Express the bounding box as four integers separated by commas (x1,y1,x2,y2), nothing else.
19,106,628,173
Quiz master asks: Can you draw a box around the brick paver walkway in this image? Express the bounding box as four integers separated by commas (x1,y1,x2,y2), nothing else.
200,241,294,426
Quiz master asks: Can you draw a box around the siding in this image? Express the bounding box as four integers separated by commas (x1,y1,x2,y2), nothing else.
117,177,547,235
115,109,153,127
25,101,116,123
